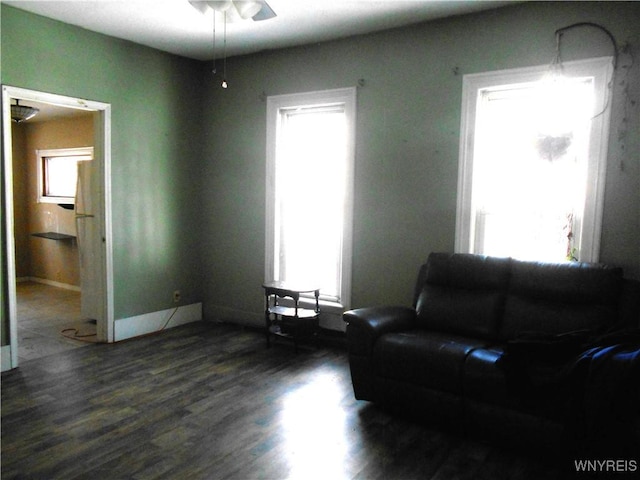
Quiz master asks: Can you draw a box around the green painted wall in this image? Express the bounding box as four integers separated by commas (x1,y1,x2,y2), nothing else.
200,1,640,321
1,4,206,341
1,2,639,344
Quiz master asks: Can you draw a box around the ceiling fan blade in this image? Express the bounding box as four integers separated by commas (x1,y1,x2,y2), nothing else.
188,1,210,14
252,1,276,21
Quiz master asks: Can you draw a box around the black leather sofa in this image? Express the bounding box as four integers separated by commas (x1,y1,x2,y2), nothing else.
344,253,640,452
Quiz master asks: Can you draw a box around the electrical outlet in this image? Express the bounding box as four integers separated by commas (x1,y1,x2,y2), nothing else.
173,290,181,304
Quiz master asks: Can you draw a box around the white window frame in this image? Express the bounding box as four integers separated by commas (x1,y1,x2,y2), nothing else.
455,57,613,262
37,147,93,205
265,87,356,311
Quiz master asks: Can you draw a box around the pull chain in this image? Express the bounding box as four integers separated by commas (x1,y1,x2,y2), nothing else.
212,10,216,75
222,11,228,88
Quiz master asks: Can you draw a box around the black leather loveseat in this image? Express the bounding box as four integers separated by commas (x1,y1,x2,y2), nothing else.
344,253,640,453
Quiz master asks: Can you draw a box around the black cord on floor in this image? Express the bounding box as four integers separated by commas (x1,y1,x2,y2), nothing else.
60,327,97,343
159,306,180,332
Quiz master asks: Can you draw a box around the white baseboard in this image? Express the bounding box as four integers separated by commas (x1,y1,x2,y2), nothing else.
206,304,264,328
114,302,202,342
20,277,81,292
1,345,13,372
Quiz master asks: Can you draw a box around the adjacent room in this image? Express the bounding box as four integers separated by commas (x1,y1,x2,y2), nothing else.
2,1,639,478
10,105,98,361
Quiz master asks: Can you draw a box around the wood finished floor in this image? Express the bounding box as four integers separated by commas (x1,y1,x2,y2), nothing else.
2,321,571,480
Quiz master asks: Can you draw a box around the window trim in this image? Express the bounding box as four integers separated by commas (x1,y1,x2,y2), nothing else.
265,87,356,310
36,147,93,205
455,57,613,262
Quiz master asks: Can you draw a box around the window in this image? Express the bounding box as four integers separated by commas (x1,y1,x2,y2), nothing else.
37,147,93,204
266,88,356,309
456,58,613,262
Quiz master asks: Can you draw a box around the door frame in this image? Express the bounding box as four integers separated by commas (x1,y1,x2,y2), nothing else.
2,85,114,369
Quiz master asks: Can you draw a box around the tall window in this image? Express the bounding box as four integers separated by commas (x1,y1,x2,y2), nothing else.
266,88,356,309
456,58,613,262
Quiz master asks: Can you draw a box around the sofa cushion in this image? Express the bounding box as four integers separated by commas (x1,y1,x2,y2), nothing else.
415,253,511,339
373,330,487,394
500,260,623,340
463,347,511,407
464,347,568,419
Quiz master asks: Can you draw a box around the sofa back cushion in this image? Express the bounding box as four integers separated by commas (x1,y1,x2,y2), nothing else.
415,253,511,339
500,260,623,340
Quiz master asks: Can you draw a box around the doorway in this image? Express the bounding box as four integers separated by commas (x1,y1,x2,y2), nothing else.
2,86,114,370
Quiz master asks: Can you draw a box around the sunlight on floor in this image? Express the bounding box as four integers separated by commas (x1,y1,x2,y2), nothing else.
281,371,350,480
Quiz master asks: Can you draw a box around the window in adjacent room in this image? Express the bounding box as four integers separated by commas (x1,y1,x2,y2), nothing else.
455,57,613,262
266,88,356,309
37,147,93,205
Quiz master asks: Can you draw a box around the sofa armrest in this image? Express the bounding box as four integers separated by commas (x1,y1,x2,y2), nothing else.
344,306,416,356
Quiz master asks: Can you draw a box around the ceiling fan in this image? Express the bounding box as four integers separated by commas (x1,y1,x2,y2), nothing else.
188,1,277,21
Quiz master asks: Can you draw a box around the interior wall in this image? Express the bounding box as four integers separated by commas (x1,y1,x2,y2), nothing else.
13,114,94,286
1,2,638,343
1,4,206,342
200,1,640,325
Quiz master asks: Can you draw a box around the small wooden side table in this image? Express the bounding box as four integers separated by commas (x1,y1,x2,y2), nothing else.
262,282,320,351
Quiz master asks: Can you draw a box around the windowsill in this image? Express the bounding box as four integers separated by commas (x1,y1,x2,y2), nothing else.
38,197,75,205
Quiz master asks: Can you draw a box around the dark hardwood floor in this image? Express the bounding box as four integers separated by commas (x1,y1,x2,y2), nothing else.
2,321,570,479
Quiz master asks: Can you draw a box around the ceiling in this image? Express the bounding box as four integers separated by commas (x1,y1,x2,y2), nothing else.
3,0,517,61
5,0,516,122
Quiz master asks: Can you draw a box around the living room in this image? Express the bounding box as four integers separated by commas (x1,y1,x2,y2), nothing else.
1,1,639,478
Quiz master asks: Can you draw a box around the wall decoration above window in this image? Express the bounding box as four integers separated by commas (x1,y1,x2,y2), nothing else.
535,23,619,162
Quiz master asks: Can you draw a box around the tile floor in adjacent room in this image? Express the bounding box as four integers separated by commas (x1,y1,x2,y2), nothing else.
15,281,96,363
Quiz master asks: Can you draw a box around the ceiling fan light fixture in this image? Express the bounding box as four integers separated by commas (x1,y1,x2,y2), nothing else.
188,1,210,14
233,1,263,19
11,100,39,123
190,0,274,21
207,1,233,12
